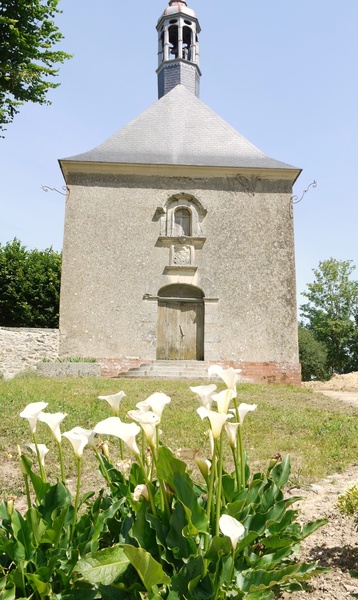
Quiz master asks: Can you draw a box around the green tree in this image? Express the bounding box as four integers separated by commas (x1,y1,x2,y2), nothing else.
298,324,328,381
0,238,61,328
0,0,71,131
300,258,358,375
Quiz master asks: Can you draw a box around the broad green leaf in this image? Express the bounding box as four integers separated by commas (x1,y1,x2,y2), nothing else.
187,569,213,599
301,519,328,540
19,454,50,500
167,502,197,559
157,446,187,488
130,462,145,488
10,511,34,560
25,572,50,596
236,531,261,553
221,474,236,503
270,456,291,487
25,507,47,546
131,501,157,553
76,544,130,585
122,544,171,591
237,562,327,593
171,556,205,598
39,482,72,523
245,591,275,599
173,473,209,534
2,585,16,600
204,535,231,561
40,505,70,545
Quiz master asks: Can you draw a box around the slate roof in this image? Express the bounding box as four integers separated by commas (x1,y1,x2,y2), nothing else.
61,85,297,171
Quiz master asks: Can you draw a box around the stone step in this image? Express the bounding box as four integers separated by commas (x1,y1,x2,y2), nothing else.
118,360,212,380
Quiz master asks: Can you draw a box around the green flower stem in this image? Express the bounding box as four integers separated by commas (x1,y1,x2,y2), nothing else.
141,430,146,465
24,474,31,510
137,454,157,517
71,457,82,542
119,439,124,460
204,435,218,571
237,424,245,491
32,432,46,482
215,431,224,537
94,448,111,486
151,448,171,523
57,440,66,484
231,445,241,494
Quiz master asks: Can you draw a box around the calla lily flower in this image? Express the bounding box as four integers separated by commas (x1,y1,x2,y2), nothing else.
237,403,257,424
38,411,68,443
219,514,245,550
224,421,239,449
128,410,159,447
98,391,126,415
190,384,217,409
26,443,49,466
197,406,232,439
136,392,171,419
70,426,97,449
133,484,149,502
195,455,211,480
212,389,234,414
62,428,89,458
20,402,48,433
208,365,241,397
94,417,141,456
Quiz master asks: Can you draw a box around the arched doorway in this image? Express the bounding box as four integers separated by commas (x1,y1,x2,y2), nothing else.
157,284,204,360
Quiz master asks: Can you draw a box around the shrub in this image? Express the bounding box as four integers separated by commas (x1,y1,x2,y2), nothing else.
0,238,61,328
298,325,328,381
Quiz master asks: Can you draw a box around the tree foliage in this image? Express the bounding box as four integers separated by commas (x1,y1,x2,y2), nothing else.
298,324,328,381
300,258,358,375
0,238,61,328
0,0,71,131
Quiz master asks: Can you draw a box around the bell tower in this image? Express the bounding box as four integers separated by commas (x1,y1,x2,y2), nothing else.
156,0,201,99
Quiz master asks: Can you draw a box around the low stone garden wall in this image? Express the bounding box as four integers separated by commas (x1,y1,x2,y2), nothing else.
0,327,59,380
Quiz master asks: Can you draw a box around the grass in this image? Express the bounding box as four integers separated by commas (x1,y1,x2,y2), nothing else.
0,376,357,500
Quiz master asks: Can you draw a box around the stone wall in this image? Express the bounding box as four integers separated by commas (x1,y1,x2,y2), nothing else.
0,327,59,380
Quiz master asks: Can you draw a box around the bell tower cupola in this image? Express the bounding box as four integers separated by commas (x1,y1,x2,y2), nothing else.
156,0,201,99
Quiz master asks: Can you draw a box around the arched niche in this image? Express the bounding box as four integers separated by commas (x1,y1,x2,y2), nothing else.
158,193,207,239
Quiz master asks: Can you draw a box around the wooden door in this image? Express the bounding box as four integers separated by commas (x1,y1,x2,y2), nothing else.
157,300,204,360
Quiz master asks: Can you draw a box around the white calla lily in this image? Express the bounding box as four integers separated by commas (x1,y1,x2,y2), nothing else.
224,421,239,449
26,443,49,466
94,417,141,456
197,406,232,439
195,455,211,480
136,392,171,419
128,410,159,447
208,365,241,397
238,403,257,424
62,429,89,458
219,514,245,550
71,426,97,448
133,484,149,502
212,389,234,414
190,384,217,409
20,402,48,433
38,411,68,443
98,391,126,415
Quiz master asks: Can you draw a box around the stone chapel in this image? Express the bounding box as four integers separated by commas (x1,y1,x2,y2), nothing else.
59,0,302,384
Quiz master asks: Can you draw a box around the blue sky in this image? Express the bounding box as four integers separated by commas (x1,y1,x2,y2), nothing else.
0,0,357,309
